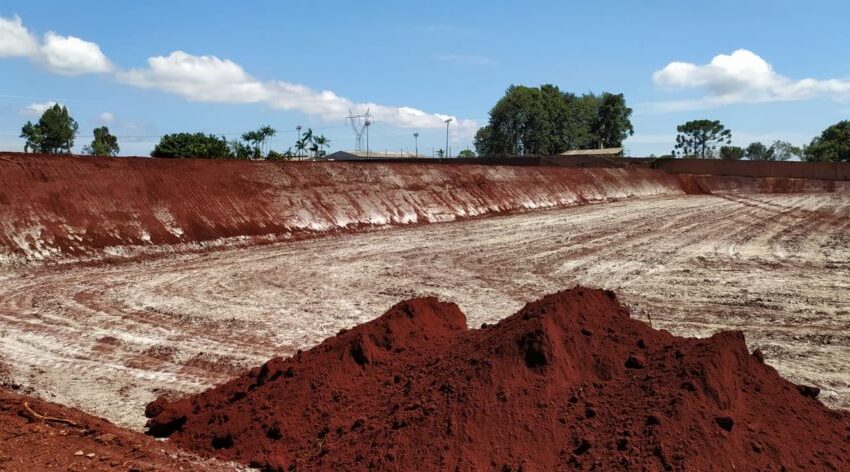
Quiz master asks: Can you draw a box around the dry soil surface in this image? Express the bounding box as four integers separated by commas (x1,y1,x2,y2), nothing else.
0,193,848,430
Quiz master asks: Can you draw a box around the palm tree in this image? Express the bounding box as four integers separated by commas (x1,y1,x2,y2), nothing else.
313,135,330,158
294,138,307,158
257,125,276,156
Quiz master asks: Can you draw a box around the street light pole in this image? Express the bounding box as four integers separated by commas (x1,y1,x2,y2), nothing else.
296,125,302,159
444,118,452,158
413,132,419,157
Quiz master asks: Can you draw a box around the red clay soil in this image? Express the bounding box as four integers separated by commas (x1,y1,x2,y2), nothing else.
146,287,850,471
0,152,682,263
0,387,235,471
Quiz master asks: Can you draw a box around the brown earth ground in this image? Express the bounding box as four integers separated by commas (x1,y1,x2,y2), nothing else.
1,193,848,431
0,387,243,471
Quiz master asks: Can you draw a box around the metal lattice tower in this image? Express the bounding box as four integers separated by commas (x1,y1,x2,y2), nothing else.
346,109,373,151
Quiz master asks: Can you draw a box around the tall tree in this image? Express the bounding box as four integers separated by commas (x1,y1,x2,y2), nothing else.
591,93,634,148
241,125,276,159
151,133,231,158
745,142,773,161
804,121,850,162
20,104,79,154
673,120,732,159
768,140,802,161
473,84,633,156
312,134,330,157
719,145,745,160
83,126,120,156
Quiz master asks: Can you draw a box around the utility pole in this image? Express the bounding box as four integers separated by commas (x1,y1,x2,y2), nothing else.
365,116,372,158
296,125,302,159
413,132,419,157
444,118,452,158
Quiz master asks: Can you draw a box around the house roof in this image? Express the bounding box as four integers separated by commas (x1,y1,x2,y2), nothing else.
560,148,623,156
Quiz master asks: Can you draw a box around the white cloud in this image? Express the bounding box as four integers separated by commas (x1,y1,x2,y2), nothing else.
433,53,494,66
118,50,478,134
0,15,111,75
20,101,59,116
98,111,115,124
649,49,850,112
38,31,112,75
1,15,478,136
0,14,37,57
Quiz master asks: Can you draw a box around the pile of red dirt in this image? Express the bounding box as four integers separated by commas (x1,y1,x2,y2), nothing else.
147,287,850,471
0,387,235,471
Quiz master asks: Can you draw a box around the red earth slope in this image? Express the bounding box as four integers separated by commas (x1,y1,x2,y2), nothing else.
146,288,850,471
0,153,683,263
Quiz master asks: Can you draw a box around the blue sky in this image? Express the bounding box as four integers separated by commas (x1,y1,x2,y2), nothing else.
1,0,849,156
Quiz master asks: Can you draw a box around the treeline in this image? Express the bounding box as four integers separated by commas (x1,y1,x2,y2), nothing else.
473,85,634,156
669,119,850,162
17,104,328,160
15,100,850,163
149,127,329,160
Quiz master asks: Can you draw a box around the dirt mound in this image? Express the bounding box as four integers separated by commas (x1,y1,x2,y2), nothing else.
146,288,850,471
0,387,235,471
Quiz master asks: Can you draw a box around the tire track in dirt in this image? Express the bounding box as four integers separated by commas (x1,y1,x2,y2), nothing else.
0,193,847,429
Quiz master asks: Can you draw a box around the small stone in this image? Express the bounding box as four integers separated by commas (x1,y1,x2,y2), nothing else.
74,450,84,456
85,452,95,458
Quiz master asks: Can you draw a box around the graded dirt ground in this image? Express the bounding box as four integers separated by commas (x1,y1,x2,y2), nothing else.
1,193,848,431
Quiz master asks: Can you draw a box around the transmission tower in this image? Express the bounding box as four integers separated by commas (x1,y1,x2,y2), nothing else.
346,108,373,152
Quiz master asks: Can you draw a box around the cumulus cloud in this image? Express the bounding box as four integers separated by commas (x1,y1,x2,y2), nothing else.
1,14,477,135
118,50,478,133
20,101,59,116
0,14,37,57
649,49,850,112
39,31,112,75
0,14,111,74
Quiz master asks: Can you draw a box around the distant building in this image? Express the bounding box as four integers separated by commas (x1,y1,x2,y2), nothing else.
559,147,624,158
324,150,421,161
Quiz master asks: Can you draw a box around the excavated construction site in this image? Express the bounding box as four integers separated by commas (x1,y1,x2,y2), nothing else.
1,152,849,470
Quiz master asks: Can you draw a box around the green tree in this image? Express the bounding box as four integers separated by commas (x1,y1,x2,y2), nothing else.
312,134,330,157
591,93,634,148
745,142,773,161
473,84,633,156
228,139,253,160
719,145,745,160
768,141,801,161
151,133,231,159
804,121,850,162
457,149,476,158
673,120,732,159
241,125,276,159
83,126,119,156
20,104,79,154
